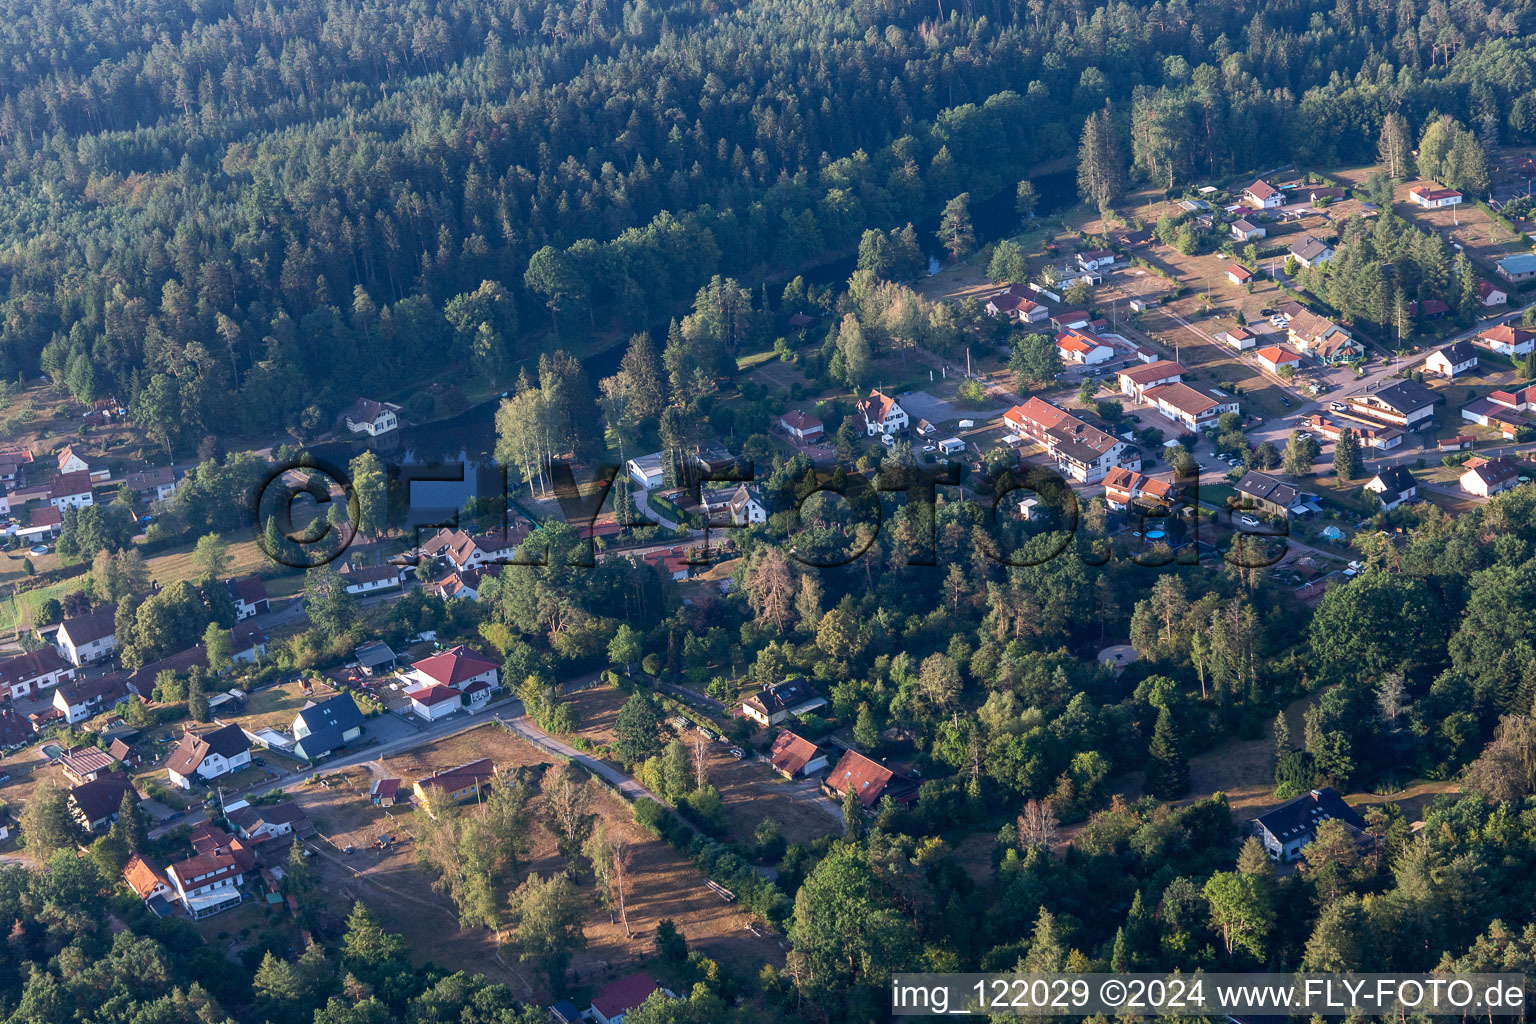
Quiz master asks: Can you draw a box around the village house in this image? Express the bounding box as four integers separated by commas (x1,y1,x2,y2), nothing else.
1235,470,1303,519
1077,249,1117,271
56,445,90,475
1424,340,1479,378
1309,186,1346,202
985,283,1050,323
122,855,175,916
339,398,402,436
353,640,397,676
165,829,254,919
1302,414,1402,451
53,673,130,724
588,973,676,1024
0,646,76,700
768,730,830,779
1460,455,1522,498
1496,253,1536,282
1143,381,1240,431
854,389,910,435
822,749,920,810
1408,183,1463,208
49,470,94,510
413,758,496,808
1226,264,1254,286
1476,280,1508,307
225,800,313,845
1117,360,1185,402
55,603,117,666
1462,386,1536,437
58,744,117,784
1230,218,1266,242
1102,466,1177,512
1285,309,1358,363
420,524,527,571
1054,328,1114,365
741,677,827,728
1255,345,1302,375
339,561,405,596
1050,310,1093,330
1253,787,1367,862
432,568,485,601
0,709,32,752
1364,466,1420,511
625,452,666,490
0,446,33,490
1347,379,1441,428
68,772,140,833
1474,323,1535,357
1242,179,1284,209
404,645,500,719
1288,235,1335,268
292,693,365,761
165,723,253,789
126,467,178,503
227,576,270,620
698,483,767,527
1003,398,1141,484
777,409,824,443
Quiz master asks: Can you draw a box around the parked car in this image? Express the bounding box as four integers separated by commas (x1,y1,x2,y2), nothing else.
1238,515,1261,528
728,747,746,760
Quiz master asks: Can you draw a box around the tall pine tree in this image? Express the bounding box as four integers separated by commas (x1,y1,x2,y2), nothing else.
1146,706,1189,798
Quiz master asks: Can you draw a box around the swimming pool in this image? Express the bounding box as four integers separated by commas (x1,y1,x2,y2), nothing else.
41,743,63,759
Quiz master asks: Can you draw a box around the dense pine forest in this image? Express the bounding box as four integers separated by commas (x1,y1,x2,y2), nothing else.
4,0,1536,443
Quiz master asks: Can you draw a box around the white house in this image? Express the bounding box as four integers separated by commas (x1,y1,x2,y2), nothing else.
1242,179,1283,209
777,410,824,443
340,398,402,436
1477,280,1508,307
55,604,117,666
56,446,89,475
1288,235,1334,268
339,562,405,596
227,576,270,620
1475,324,1535,357
404,646,499,719
1226,264,1254,286
854,390,909,435
626,452,666,490
1254,788,1366,862
165,845,247,919
986,283,1050,323
0,647,76,700
126,468,178,503
1230,218,1266,242
53,674,130,724
1143,382,1240,431
1409,184,1463,209
225,800,312,844
1460,456,1521,498
1223,325,1257,350
700,484,766,526
1003,398,1141,484
1055,329,1114,365
165,724,252,789
1364,466,1419,511
1255,345,1302,375
1347,379,1441,428
1424,340,1479,378
49,471,94,510
1117,360,1185,402
1076,249,1117,271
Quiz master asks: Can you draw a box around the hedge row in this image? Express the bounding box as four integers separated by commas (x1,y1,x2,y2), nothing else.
633,797,792,927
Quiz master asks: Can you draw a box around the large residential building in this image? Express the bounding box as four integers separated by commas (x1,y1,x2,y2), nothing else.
291,694,365,761
420,525,527,571
1003,398,1141,484
165,724,253,789
854,389,909,435
164,829,254,919
55,604,117,665
698,484,767,527
1346,379,1441,428
404,645,500,720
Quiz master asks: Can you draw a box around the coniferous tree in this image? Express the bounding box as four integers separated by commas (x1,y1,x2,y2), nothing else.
1146,706,1189,798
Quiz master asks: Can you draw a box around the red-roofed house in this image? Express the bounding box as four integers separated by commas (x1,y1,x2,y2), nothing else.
777,409,824,443
1226,264,1254,286
1117,360,1185,402
853,389,909,436
769,730,830,779
1475,324,1535,357
590,972,674,1024
226,576,270,620
1243,179,1283,209
407,645,499,690
985,283,1049,323
1256,346,1302,375
1409,184,1463,208
123,854,174,909
49,471,94,510
822,749,920,809
1055,328,1114,365
1477,280,1508,307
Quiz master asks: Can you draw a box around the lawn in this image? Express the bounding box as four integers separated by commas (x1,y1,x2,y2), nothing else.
0,573,92,634
141,533,284,590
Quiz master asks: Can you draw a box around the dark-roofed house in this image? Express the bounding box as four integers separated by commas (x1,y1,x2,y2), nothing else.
55,604,117,666
823,749,920,810
69,772,141,832
1288,235,1334,268
53,673,130,724
353,640,397,675
1460,455,1522,498
370,778,401,806
340,398,402,437
1365,466,1419,511
291,694,365,761
225,800,313,844
741,678,827,728
413,759,495,809
0,709,33,751
0,646,75,700
166,724,252,789
1347,379,1442,428
59,744,117,784
590,972,673,1024
1425,340,1479,378
1235,471,1302,519
49,471,94,510
339,561,405,596
227,576,270,620
768,731,830,779
126,467,177,503
1253,787,1367,862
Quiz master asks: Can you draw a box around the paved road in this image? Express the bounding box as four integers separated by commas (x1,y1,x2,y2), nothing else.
632,490,680,530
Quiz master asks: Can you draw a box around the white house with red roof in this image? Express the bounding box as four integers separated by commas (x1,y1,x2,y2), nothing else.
985,283,1049,323
589,972,675,1024
49,471,94,510
1117,360,1185,402
1476,280,1508,307
404,645,500,719
226,576,270,620
1409,183,1463,208
340,398,402,437
1475,324,1535,357
853,389,909,435
777,409,824,443
1255,345,1302,375
1054,328,1114,365
1242,179,1283,209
